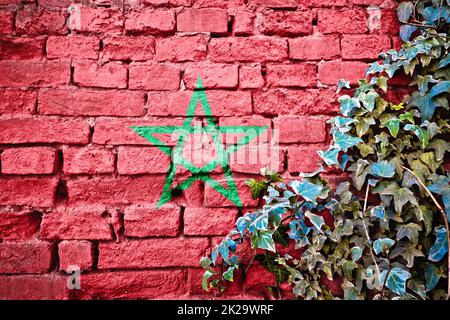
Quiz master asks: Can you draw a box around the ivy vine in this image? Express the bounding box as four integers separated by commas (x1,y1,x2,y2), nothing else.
201,0,450,300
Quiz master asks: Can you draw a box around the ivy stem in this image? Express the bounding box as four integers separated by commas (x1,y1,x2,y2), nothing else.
401,165,450,300
244,252,257,275
380,265,391,300
361,182,381,282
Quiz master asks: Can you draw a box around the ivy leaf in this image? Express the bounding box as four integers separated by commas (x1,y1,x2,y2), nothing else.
289,219,311,246
390,244,425,268
396,223,422,244
373,238,395,255
397,1,414,22
380,268,411,296
202,270,214,291
370,160,396,178
413,205,433,235
373,181,419,213
290,180,323,204
436,53,450,69
419,152,442,173
246,178,267,200
305,211,325,231
404,124,431,149
338,95,360,117
385,118,401,137
400,24,417,42
317,147,340,166
428,175,450,218
425,264,441,291
371,206,385,220
428,227,449,262
333,131,363,152
350,246,362,261
358,90,378,112
366,62,384,75
427,139,450,162
252,230,276,252
223,266,235,281
336,79,351,93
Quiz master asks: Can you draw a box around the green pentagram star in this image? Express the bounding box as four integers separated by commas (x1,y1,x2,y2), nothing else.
131,77,269,208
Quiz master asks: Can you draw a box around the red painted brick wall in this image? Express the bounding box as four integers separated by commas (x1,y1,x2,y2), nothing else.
0,0,400,299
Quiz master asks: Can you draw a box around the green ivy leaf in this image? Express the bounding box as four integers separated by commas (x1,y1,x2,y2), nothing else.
223,266,235,281
425,264,441,291
390,244,425,268
373,181,419,213
428,175,450,218
305,211,325,231
396,223,422,244
350,246,362,261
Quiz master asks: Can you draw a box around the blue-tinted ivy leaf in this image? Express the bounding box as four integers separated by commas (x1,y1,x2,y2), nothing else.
333,131,363,152
202,270,214,291
428,174,450,219
425,264,440,291
338,95,360,117
423,6,450,23
399,25,417,42
370,160,396,178
339,154,351,171
317,147,340,166
336,79,350,93
371,206,385,220
290,180,323,204
350,246,363,261
373,238,395,255
288,219,311,246
437,53,450,69
428,227,449,262
250,214,269,231
366,62,384,75
397,1,414,22
332,116,355,132
430,81,450,98
380,267,411,296
305,211,325,231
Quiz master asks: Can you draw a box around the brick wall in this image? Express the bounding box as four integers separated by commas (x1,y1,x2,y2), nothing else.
0,0,400,299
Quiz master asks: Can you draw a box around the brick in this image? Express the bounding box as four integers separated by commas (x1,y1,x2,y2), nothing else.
377,10,400,36
234,9,255,35
40,206,113,240
341,35,391,59
229,144,284,174
69,6,124,34
124,205,180,237
304,0,347,6
0,178,58,207
0,60,70,87
1,147,56,175
117,146,171,175
318,9,367,34
38,0,78,7
257,10,313,36
0,117,89,144
73,60,127,89
63,147,115,174
39,89,144,117
239,65,264,89
98,238,209,268
184,208,238,236
0,90,36,115
102,36,155,61
288,145,322,173
146,90,252,116
250,0,297,8
0,11,13,34
0,241,53,274
67,176,168,205
289,35,340,60
244,264,276,294
318,61,367,85
74,270,184,299
125,10,175,34
0,37,45,60
156,35,207,62
16,9,67,35
254,88,339,115
129,64,180,90
204,177,258,207
266,63,316,88
92,117,185,145
0,274,68,300
273,116,326,144
0,211,40,240
210,36,288,62
191,0,244,7
46,36,99,60
183,63,238,89
58,241,93,272
177,8,228,33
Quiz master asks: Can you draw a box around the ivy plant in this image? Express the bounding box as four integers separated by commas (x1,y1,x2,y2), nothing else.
201,0,450,300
